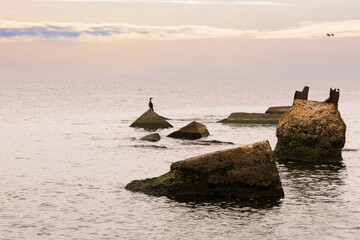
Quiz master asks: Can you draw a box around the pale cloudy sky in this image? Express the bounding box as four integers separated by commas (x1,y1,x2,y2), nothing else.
0,0,359,78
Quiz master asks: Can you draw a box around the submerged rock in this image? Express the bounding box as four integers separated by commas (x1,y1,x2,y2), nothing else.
130,109,173,129
140,133,161,142
180,140,234,146
132,145,167,149
265,106,291,114
342,148,358,152
125,141,284,200
198,140,234,145
167,121,210,140
274,99,346,162
219,112,282,125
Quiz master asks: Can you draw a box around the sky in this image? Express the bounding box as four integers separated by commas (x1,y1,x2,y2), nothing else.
0,0,359,78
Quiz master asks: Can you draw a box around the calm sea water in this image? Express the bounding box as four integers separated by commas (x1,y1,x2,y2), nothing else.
1,76,359,239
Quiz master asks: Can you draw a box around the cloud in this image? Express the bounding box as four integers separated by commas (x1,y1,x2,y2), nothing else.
1,20,360,41
46,0,286,6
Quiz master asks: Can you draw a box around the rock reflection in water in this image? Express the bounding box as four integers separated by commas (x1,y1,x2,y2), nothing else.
169,196,282,210
278,161,346,202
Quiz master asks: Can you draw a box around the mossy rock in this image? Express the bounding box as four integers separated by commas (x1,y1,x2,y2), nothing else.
167,121,210,140
130,109,173,130
265,106,291,114
274,142,343,162
219,112,282,125
274,100,346,162
126,141,284,200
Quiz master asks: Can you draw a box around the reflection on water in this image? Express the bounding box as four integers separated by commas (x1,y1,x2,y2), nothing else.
171,197,282,210
278,161,346,202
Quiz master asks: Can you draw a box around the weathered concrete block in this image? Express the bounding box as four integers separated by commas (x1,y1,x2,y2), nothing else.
126,141,284,200
274,99,346,162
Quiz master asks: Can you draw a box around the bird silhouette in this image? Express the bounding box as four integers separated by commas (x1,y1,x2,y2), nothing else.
149,97,154,111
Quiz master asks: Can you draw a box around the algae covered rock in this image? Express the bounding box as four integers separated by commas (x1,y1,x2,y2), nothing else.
265,106,291,114
274,99,346,162
167,121,210,140
125,141,284,200
130,109,173,129
219,112,282,125
140,133,161,142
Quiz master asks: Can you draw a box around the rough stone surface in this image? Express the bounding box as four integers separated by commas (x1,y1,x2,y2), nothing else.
140,133,161,142
265,106,291,114
274,99,346,162
125,141,284,200
219,112,282,125
130,109,173,129
167,121,210,140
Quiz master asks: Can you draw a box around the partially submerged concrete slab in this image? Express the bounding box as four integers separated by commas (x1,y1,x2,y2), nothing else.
265,106,291,114
130,109,173,130
219,112,282,125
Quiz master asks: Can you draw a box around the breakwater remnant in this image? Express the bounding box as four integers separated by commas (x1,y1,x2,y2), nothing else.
324,88,340,105
274,87,346,162
293,86,309,102
130,109,173,129
265,106,291,114
167,121,210,140
219,112,283,125
220,105,292,125
125,141,284,200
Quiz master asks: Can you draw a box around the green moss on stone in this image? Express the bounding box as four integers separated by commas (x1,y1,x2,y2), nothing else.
274,100,346,162
126,141,284,200
130,121,172,129
265,106,291,114
219,119,279,125
274,141,342,162
218,112,282,125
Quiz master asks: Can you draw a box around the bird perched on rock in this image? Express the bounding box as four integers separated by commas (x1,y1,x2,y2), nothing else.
149,97,154,111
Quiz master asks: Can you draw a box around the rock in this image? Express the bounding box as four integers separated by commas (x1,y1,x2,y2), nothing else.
125,141,284,200
130,109,173,129
198,140,234,145
167,121,210,140
265,106,291,114
181,140,234,146
132,145,167,149
342,148,358,152
219,112,282,125
219,105,291,125
274,99,346,162
140,133,161,142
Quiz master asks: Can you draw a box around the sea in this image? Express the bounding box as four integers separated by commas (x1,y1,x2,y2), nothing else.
1,76,359,239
